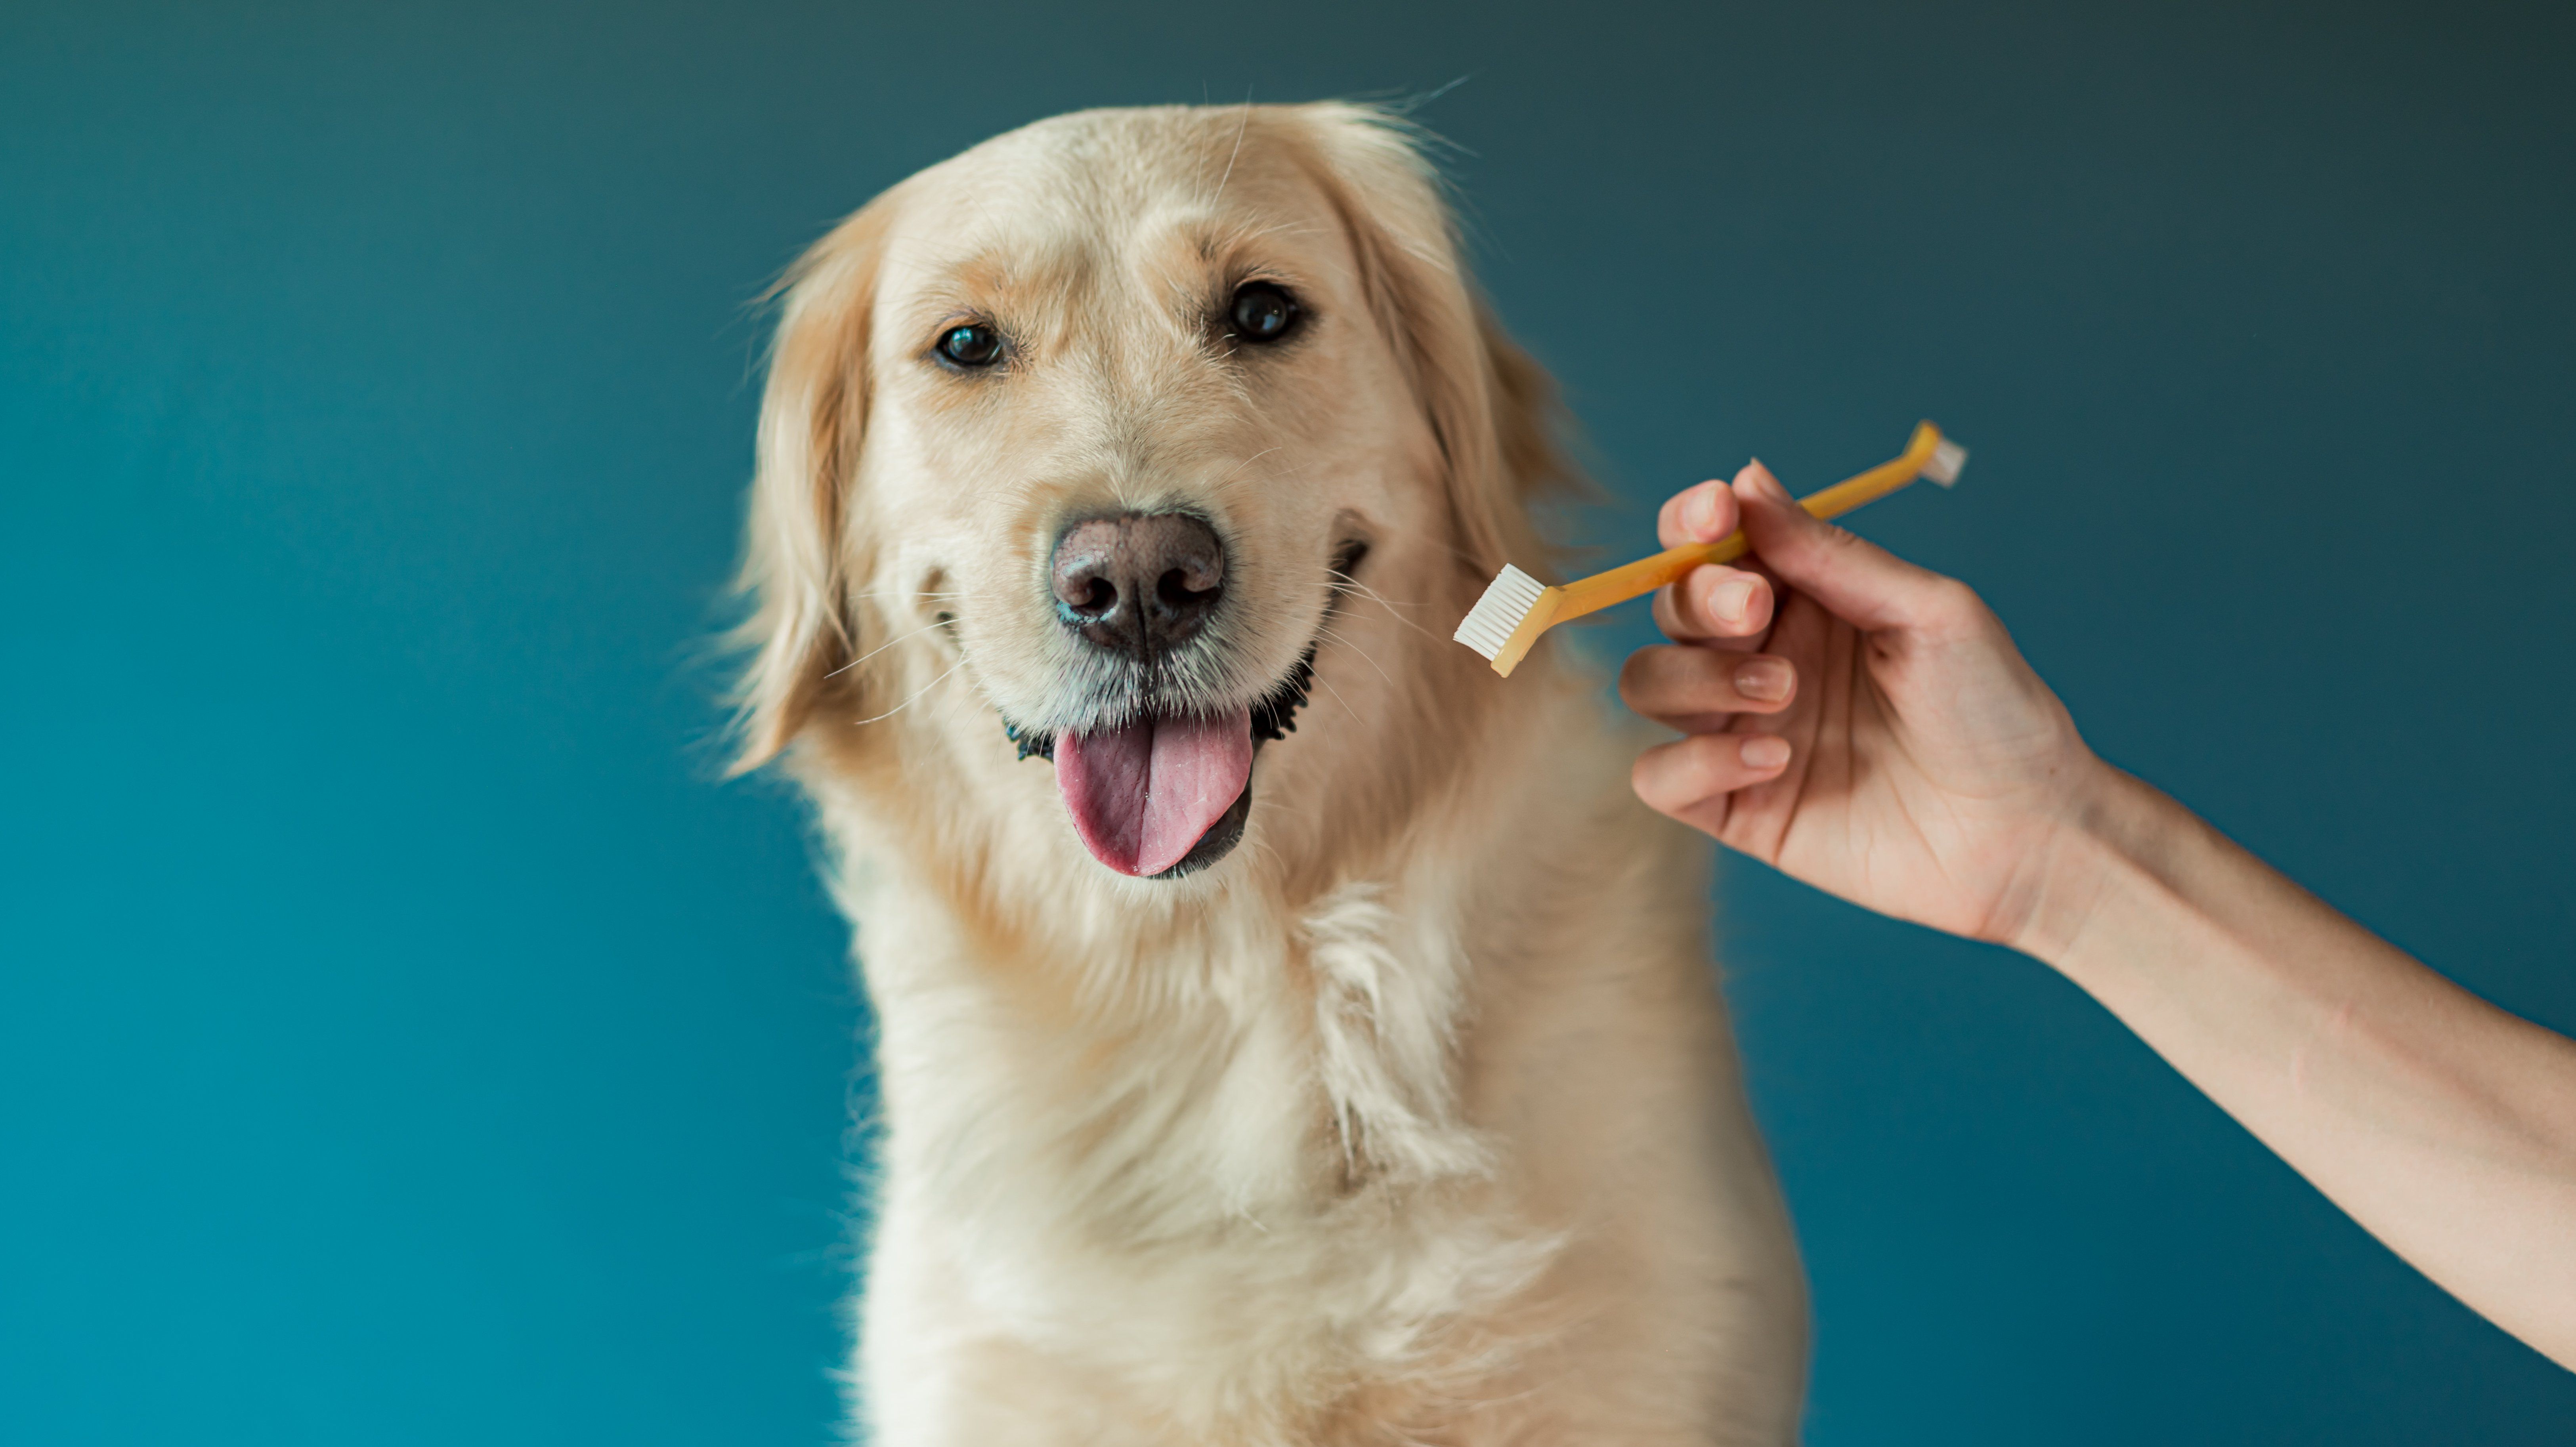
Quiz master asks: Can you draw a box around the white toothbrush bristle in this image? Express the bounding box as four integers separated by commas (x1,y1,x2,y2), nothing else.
1453,564,1546,661
1924,437,1968,487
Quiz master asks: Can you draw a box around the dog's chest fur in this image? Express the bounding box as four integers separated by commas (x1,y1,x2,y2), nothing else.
852,855,1558,1385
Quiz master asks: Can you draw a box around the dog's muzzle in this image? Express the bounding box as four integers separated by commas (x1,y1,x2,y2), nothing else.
1000,512,1322,881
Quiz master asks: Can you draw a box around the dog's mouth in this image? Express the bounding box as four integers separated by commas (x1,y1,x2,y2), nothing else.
1004,647,1316,880
1057,705,1253,878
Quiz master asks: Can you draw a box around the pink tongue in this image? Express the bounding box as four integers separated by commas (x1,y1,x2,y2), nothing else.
1054,706,1254,877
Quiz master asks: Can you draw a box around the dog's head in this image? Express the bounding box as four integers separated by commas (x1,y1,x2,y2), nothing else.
732,103,1569,891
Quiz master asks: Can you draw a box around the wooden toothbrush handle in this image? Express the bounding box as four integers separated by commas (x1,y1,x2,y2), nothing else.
1550,422,1945,626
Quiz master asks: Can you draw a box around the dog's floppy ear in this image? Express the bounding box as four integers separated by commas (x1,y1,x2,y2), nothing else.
1291,103,1578,582
728,194,900,774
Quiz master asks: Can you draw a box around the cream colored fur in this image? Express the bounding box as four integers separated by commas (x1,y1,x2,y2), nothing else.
731,102,1808,1445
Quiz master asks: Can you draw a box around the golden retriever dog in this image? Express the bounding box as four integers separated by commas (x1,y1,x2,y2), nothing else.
730,101,1806,1445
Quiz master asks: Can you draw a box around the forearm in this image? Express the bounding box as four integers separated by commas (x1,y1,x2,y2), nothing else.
2020,768,2576,1371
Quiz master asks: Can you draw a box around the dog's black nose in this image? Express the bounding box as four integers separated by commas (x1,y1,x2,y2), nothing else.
1050,512,1225,659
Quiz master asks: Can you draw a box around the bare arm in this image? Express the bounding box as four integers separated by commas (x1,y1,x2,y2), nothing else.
1621,462,2576,1371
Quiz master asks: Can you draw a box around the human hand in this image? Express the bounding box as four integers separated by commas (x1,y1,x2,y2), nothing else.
1620,462,2109,948
1626,468,2576,1374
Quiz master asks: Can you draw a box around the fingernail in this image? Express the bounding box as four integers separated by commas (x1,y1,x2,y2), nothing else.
1684,483,1722,537
1734,658,1791,701
1740,735,1791,769
1711,575,1759,624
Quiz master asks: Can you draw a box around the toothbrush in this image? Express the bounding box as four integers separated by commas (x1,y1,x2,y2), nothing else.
1452,421,1968,677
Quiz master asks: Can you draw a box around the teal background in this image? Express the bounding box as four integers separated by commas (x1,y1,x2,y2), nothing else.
4,1,2571,1441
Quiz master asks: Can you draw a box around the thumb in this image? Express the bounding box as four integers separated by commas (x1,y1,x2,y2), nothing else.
1733,460,1956,632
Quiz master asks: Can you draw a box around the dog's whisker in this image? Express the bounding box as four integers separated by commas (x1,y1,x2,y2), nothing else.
1313,623,1396,692
1309,669,1363,725
1204,445,1281,494
1210,218,1332,246
1205,92,1255,209
1330,575,1433,612
1330,577,1444,645
829,617,955,679
847,658,965,727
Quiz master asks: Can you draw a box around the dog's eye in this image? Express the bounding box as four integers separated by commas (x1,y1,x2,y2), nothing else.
1227,282,1300,345
935,323,1004,368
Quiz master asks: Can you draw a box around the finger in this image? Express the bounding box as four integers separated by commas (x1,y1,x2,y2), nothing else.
1619,646,1796,730
1703,588,1840,860
1657,478,1743,549
1733,460,1975,634
1649,564,1775,647
1633,730,1795,823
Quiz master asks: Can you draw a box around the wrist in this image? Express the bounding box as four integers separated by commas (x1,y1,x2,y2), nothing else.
2005,763,2187,971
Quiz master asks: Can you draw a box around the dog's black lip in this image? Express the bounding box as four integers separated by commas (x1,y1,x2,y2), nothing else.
1004,716,1055,762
